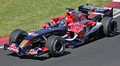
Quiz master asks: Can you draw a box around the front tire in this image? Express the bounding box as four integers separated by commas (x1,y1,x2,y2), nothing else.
101,17,117,37
9,29,28,44
45,35,65,57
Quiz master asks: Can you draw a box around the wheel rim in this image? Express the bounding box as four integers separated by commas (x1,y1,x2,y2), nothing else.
54,40,64,53
109,22,117,36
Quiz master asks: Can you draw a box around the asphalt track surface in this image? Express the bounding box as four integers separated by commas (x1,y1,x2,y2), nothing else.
0,16,120,66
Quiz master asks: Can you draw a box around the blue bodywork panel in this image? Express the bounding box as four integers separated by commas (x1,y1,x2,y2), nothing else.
25,27,68,41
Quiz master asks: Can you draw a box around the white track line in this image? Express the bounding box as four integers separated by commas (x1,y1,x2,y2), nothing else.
0,46,4,49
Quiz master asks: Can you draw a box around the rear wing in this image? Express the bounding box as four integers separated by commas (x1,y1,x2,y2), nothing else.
78,5,113,17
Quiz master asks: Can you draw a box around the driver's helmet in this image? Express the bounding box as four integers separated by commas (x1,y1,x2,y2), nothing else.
59,19,65,25
58,19,66,28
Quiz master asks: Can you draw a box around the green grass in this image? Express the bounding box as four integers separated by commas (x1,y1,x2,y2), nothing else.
0,0,112,38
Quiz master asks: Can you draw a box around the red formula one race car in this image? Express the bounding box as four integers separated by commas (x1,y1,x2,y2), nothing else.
4,5,117,57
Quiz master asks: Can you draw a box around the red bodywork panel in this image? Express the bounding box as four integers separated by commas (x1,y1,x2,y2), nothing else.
67,21,96,40
41,47,49,52
69,23,83,33
66,11,87,24
88,14,104,19
50,16,65,25
42,24,49,28
42,16,65,28
42,10,97,41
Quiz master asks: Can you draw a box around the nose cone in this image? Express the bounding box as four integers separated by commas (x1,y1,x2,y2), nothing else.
19,40,29,48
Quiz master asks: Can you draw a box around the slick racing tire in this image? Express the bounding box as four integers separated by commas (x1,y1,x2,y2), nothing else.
9,29,28,44
101,17,117,37
45,35,65,57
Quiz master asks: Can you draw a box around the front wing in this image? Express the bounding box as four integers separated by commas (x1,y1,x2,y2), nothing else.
4,43,49,57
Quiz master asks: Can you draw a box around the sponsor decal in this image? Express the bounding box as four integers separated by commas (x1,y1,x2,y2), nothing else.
7,43,19,52
83,5,108,11
31,33,38,36
28,48,42,54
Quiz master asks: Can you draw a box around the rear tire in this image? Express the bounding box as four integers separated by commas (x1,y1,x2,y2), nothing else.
101,17,117,37
45,35,65,57
9,29,28,44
